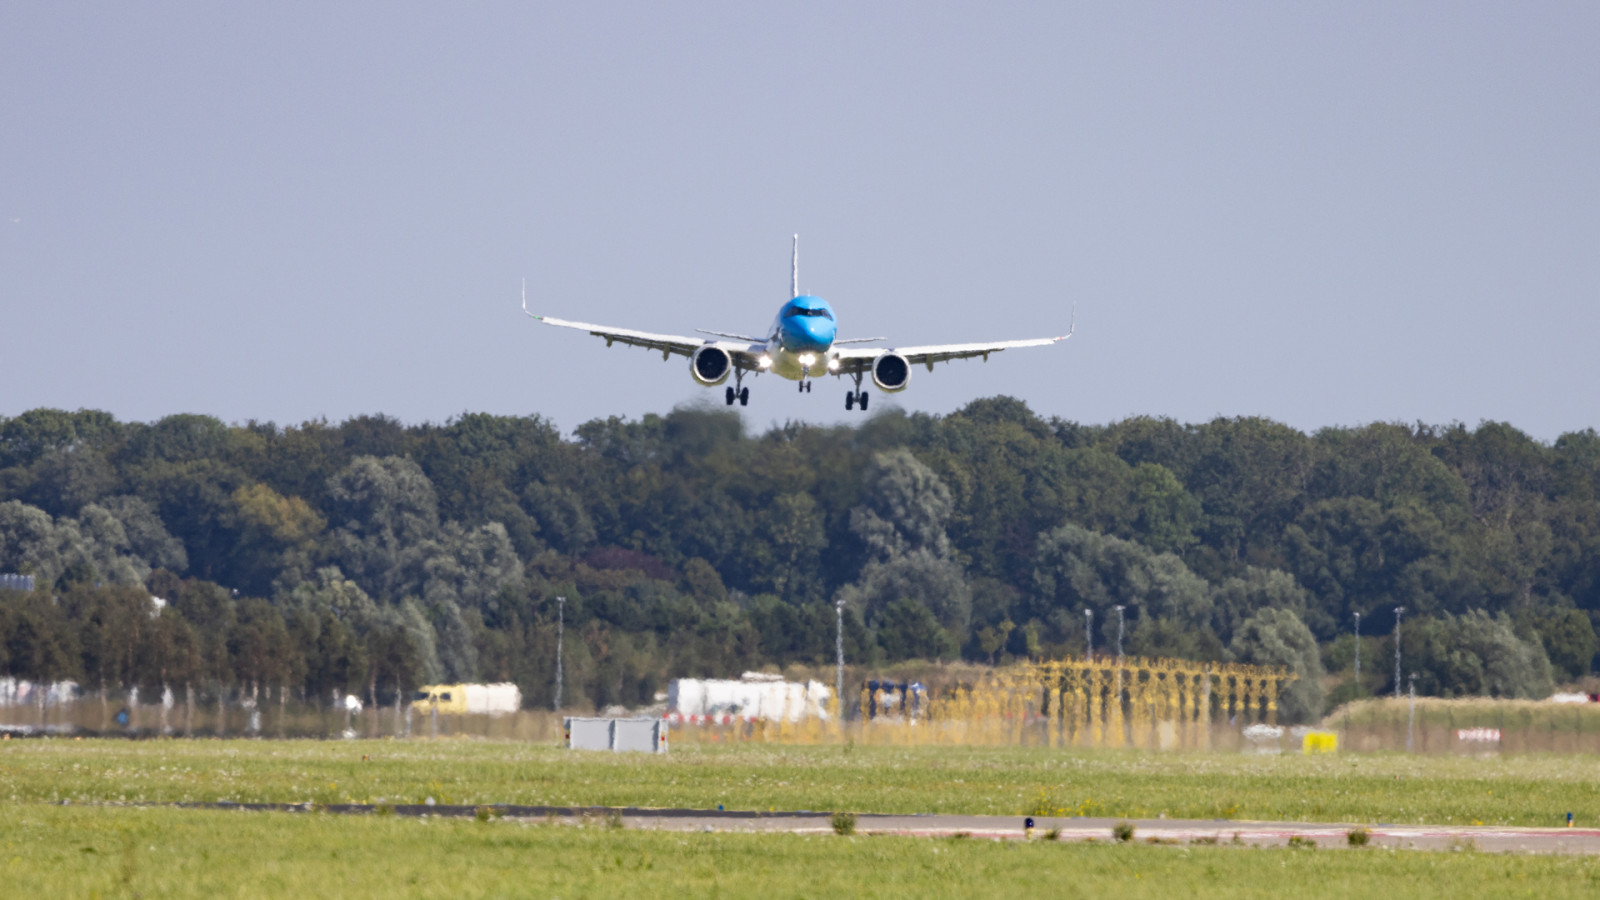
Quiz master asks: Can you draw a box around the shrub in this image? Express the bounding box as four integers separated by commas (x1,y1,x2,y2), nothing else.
1112,822,1135,842
831,811,857,836
1346,827,1370,847
1026,790,1066,817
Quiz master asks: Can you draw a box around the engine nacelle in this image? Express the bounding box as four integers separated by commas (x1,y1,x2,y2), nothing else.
871,351,911,393
690,345,733,386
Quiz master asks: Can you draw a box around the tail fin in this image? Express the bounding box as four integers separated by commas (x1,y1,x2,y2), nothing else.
791,234,799,298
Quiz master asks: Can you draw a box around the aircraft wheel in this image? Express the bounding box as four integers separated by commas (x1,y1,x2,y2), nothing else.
859,391,869,411
725,386,735,406
739,387,749,406
845,392,855,410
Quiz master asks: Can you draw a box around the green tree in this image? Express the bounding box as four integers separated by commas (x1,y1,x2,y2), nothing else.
1284,497,1468,637
1518,606,1598,681
1404,611,1553,699
1031,523,1211,646
1128,463,1202,554
1210,567,1313,645
837,449,972,647
229,599,298,695
1229,608,1325,723
1,590,80,682
1175,417,1317,580
875,597,959,662
326,455,441,602
0,500,83,588
97,495,187,571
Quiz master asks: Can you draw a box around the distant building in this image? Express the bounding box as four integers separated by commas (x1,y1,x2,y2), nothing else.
0,573,35,592
0,678,78,707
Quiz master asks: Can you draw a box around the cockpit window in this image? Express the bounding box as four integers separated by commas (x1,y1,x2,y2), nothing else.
786,306,834,320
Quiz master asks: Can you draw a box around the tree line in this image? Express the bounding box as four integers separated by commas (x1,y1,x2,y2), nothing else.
2,398,1597,721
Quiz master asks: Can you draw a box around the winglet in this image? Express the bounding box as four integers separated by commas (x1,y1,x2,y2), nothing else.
521,277,542,321
791,234,799,298
1057,304,1076,342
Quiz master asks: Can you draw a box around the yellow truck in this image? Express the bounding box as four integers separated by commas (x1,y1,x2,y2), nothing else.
408,683,521,715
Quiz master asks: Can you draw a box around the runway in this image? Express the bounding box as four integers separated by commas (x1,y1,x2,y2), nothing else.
146,802,1600,854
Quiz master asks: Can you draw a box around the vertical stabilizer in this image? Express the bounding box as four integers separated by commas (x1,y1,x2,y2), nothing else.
791,234,799,298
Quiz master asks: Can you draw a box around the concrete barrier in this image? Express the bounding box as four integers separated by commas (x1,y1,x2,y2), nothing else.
564,717,667,753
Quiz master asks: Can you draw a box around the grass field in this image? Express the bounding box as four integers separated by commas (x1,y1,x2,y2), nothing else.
4,738,1600,827
9,739,1600,897
6,804,1600,900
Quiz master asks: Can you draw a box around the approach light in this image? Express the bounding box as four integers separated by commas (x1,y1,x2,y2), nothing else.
758,355,772,369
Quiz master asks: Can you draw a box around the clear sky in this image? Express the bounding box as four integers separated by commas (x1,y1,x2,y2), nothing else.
3,4,1596,440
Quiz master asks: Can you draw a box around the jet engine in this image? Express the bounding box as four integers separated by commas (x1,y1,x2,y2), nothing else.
691,345,733,386
871,351,911,393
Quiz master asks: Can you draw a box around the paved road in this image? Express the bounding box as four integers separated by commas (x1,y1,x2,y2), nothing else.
155,802,1600,854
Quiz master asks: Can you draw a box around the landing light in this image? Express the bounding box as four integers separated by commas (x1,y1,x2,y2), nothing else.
758,355,772,369
798,353,816,367
827,357,840,372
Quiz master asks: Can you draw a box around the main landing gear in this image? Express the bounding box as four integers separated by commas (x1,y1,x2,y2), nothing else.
724,369,750,406
845,370,868,411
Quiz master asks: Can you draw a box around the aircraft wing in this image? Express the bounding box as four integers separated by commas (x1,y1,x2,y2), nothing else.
833,333,1071,373
532,314,765,367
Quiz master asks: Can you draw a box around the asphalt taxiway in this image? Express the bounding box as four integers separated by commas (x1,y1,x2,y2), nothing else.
148,802,1600,854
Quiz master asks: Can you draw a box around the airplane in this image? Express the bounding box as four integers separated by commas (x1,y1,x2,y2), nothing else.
521,236,1072,411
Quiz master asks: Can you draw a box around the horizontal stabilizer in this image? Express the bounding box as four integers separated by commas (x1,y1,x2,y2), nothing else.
697,329,762,342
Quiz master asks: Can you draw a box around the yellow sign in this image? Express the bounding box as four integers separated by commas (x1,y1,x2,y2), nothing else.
1302,731,1338,754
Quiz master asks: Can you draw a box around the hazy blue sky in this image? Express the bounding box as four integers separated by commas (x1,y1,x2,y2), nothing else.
3,4,1596,439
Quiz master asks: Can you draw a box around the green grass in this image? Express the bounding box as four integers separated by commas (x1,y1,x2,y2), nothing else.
6,804,1600,899
8,741,1600,896
5,739,1600,827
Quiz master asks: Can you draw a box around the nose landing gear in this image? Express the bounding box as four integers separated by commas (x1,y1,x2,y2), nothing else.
797,380,812,393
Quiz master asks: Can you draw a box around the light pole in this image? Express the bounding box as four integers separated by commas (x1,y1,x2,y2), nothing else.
1406,673,1417,752
1084,608,1094,660
1353,611,1361,694
1113,605,1125,661
835,597,845,717
1393,606,1405,700
554,595,566,711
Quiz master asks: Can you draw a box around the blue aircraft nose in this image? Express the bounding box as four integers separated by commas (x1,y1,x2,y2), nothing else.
780,299,837,352
783,317,834,352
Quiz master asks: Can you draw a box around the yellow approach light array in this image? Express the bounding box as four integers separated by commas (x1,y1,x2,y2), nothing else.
668,655,1292,751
